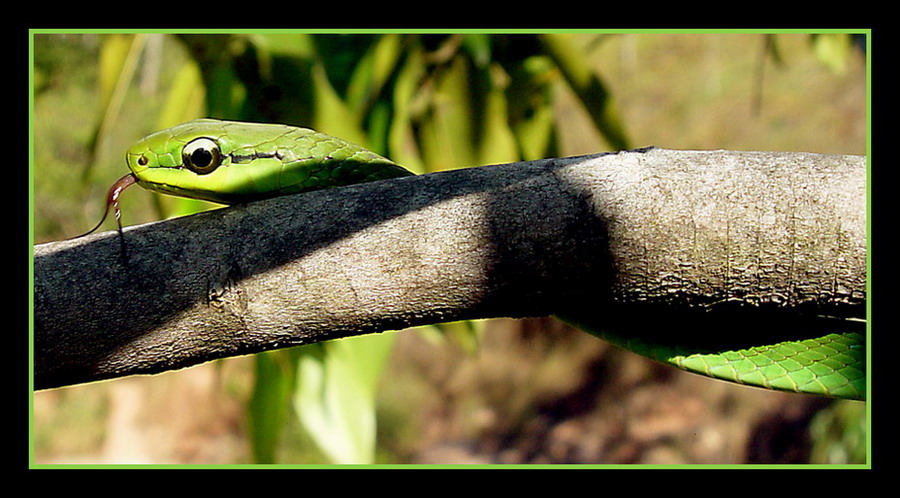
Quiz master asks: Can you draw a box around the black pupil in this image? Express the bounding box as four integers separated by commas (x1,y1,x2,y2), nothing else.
191,148,213,168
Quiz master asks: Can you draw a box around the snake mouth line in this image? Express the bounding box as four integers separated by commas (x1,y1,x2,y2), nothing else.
229,150,292,164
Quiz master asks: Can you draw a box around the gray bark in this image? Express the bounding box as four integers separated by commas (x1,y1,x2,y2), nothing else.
34,148,866,390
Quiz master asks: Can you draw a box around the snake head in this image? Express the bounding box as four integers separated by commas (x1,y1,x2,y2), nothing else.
124,119,410,205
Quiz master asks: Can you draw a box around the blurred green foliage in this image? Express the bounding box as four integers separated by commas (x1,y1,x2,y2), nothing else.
32,32,866,465
171,33,634,463
35,32,635,464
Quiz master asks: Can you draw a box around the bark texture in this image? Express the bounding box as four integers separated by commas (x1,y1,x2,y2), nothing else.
34,148,866,389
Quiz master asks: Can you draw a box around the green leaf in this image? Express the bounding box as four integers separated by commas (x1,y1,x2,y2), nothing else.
507,55,557,161
248,350,300,463
98,34,134,105
158,60,218,218
477,64,519,165
346,34,404,116
249,33,315,58
387,45,427,173
419,55,476,171
157,60,206,128
85,34,147,184
538,33,630,150
811,33,852,75
311,62,370,148
427,320,486,354
293,333,397,464
180,35,248,119
513,103,555,161
809,400,866,464
461,34,492,67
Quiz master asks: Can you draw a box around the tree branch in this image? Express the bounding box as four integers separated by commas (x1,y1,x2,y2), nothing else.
34,148,866,390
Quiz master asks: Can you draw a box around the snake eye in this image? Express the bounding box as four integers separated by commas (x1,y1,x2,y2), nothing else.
182,137,222,175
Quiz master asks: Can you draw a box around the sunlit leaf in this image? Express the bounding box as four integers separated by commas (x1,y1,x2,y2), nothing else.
811,33,852,74
86,34,147,184
387,45,426,173
181,35,248,119
477,64,519,165
156,60,216,219
513,104,555,161
311,62,369,148
346,34,404,116
429,320,487,354
507,55,557,161
293,333,397,464
98,34,133,105
248,350,299,463
809,400,866,463
249,33,315,58
538,33,630,150
461,34,492,67
419,56,475,171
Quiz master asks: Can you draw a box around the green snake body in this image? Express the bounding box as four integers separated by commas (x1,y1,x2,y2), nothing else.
83,119,865,401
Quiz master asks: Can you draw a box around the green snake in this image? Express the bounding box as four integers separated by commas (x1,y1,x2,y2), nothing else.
77,119,866,401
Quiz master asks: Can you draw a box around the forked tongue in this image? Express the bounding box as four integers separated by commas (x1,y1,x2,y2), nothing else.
71,173,138,239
